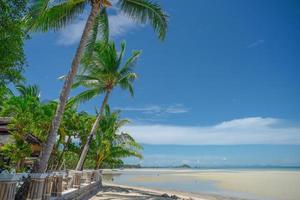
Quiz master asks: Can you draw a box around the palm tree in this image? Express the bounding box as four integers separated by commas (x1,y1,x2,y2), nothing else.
0,85,55,171
54,109,95,170
89,106,142,169
27,0,168,173
70,40,140,170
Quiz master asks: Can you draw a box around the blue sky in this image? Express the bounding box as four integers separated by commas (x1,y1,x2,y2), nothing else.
23,0,300,146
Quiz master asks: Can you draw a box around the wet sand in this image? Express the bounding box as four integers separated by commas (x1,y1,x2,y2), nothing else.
175,170,300,200
103,169,300,200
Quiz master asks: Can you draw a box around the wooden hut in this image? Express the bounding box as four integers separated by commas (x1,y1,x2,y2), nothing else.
0,117,42,169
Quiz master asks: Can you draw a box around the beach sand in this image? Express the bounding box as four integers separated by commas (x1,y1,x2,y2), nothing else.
102,169,300,200
90,183,242,200
175,170,300,200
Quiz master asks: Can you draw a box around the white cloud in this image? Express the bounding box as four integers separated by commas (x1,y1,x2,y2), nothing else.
57,20,86,45
109,12,138,37
121,117,300,145
56,9,139,45
215,117,278,129
247,39,265,48
115,104,188,115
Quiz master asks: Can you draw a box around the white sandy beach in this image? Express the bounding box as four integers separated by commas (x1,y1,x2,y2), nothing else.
174,170,300,200
90,183,241,200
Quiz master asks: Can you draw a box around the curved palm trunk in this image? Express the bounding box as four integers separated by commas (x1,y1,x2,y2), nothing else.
33,4,101,173
76,90,110,170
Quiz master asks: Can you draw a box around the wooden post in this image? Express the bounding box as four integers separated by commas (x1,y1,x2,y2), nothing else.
66,170,74,189
0,173,21,200
83,171,92,184
51,174,63,197
72,171,82,188
42,173,53,200
63,175,72,190
91,170,99,182
26,173,47,200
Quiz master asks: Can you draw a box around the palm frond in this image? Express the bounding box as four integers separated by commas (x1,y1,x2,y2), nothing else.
69,88,101,105
72,74,101,87
110,146,143,159
29,0,87,32
98,8,110,43
87,41,118,72
118,72,137,96
118,0,168,40
116,119,131,128
116,41,126,68
16,84,40,98
119,50,141,76
84,8,110,65
24,0,51,31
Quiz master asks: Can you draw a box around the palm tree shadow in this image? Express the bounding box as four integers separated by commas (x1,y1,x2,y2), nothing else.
94,185,176,200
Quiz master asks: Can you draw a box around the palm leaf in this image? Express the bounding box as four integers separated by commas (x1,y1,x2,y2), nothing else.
116,41,126,68
69,88,101,105
24,0,51,31
72,74,101,88
29,0,87,32
118,0,168,40
97,8,110,43
84,8,110,64
118,72,137,96
16,84,40,98
119,50,141,76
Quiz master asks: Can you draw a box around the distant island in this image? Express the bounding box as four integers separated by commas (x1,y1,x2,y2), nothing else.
174,164,191,168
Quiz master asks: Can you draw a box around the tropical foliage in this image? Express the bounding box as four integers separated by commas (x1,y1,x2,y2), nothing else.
0,84,142,172
73,40,140,170
0,0,28,85
89,106,142,169
25,0,167,173
0,85,55,171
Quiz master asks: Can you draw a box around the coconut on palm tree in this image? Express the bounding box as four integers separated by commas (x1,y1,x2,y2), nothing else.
27,0,168,172
70,40,140,170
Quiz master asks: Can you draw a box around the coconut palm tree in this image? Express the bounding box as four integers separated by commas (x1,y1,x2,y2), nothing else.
27,0,168,173
70,40,140,170
50,109,95,170
89,106,142,169
0,85,55,172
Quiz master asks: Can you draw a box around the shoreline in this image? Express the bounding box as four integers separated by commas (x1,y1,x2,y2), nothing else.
95,182,249,200
101,168,300,200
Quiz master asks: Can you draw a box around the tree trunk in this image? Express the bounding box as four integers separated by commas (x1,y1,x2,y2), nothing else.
33,3,101,173
76,90,110,170
48,133,63,170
